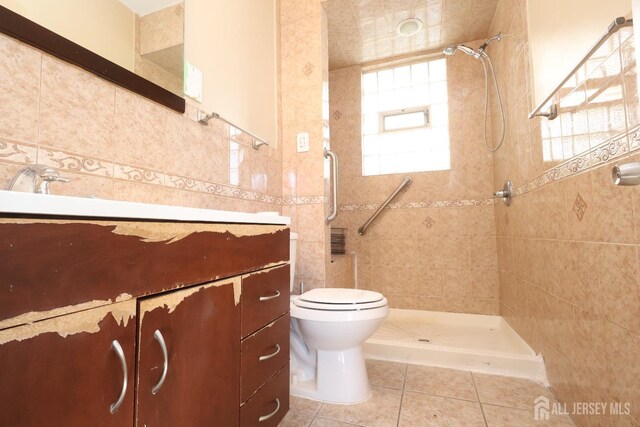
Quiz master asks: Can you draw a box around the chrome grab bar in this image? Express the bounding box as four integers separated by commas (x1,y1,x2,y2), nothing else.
325,148,338,224
358,176,412,236
529,17,633,120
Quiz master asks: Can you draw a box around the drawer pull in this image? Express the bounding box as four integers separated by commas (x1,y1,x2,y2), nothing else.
152,330,169,395
109,340,128,414
259,290,281,302
258,398,281,422
259,344,281,361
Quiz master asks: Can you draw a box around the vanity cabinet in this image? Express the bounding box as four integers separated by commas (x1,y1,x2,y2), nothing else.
0,220,289,329
136,278,241,426
0,300,137,426
0,216,290,426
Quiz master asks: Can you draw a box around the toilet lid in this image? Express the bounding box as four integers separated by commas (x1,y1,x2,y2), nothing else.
294,288,387,311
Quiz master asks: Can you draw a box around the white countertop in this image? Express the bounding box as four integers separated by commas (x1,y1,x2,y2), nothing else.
0,190,290,225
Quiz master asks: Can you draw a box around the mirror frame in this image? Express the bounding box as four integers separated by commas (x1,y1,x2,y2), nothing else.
0,5,185,113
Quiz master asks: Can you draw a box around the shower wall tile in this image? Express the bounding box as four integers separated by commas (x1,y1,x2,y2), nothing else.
328,56,499,314
490,1,640,425
0,33,282,216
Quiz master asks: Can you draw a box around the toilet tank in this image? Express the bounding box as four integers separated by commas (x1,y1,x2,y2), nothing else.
290,232,298,292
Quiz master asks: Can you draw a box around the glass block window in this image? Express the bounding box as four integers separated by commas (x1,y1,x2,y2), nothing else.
361,57,450,176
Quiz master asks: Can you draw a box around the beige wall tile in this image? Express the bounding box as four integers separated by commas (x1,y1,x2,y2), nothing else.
113,88,167,170
0,36,41,144
39,56,115,159
490,0,640,420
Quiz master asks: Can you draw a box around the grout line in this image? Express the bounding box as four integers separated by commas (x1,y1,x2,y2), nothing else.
470,373,489,427
35,51,43,165
395,362,408,427
402,388,482,404
312,417,364,426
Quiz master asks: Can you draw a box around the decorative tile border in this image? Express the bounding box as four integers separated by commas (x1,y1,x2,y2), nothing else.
282,196,328,205
0,138,37,164
339,198,494,211
513,124,638,197
11,124,636,210
39,145,113,177
1,143,281,206
114,163,163,185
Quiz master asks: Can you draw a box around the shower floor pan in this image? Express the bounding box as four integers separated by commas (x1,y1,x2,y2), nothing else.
363,308,546,383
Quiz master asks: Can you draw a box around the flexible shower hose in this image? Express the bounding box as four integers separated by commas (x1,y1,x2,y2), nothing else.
480,54,506,152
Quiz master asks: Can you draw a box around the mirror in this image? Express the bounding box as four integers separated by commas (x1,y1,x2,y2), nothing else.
0,0,184,97
526,0,631,109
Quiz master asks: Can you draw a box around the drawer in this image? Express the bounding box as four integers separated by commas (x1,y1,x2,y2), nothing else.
0,219,289,328
241,313,290,403
241,265,290,338
240,365,289,427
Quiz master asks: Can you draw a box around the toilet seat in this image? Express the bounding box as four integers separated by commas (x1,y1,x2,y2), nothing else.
295,288,387,311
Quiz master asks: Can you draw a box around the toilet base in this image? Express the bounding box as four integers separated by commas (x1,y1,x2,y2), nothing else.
290,346,371,404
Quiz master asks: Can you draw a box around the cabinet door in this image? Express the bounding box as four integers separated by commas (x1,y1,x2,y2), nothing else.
136,278,241,426
0,300,137,426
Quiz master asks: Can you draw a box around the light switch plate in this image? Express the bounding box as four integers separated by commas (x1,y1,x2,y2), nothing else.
297,132,310,152
184,62,203,102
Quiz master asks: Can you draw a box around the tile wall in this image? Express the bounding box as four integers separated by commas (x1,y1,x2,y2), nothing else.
325,253,356,289
489,0,640,425
328,51,500,314
280,0,332,293
0,32,282,214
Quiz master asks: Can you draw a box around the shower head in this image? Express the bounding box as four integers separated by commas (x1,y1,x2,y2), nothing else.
442,44,481,59
478,32,502,53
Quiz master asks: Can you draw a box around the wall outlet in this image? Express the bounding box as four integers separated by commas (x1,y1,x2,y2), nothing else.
296,132,310,152
184,62,203,102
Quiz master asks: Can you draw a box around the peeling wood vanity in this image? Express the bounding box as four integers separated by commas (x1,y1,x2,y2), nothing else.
0,191,291,426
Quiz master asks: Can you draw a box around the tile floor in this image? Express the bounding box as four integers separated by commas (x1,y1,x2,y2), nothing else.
279,360,575,426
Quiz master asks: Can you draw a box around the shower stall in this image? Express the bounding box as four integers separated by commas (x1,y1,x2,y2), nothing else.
323,3,640,418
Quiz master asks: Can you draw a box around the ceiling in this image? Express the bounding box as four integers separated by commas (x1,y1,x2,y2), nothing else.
323,0,500,70
119,0,182,16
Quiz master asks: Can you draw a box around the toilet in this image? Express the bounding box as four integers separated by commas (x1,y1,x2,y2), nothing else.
288,232,389,404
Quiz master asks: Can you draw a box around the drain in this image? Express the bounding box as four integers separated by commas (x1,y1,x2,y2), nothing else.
418,338,430,343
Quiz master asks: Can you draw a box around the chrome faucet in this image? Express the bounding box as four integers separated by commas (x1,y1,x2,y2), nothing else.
6,165,71,194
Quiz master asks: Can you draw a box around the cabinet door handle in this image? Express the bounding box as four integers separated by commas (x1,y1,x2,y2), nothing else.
152,329,169,395
258,398,281,422
259,290,280,302
259,344,281,361
110,340,128,414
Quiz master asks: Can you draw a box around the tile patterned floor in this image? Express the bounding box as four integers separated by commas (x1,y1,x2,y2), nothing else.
279,360,575,427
